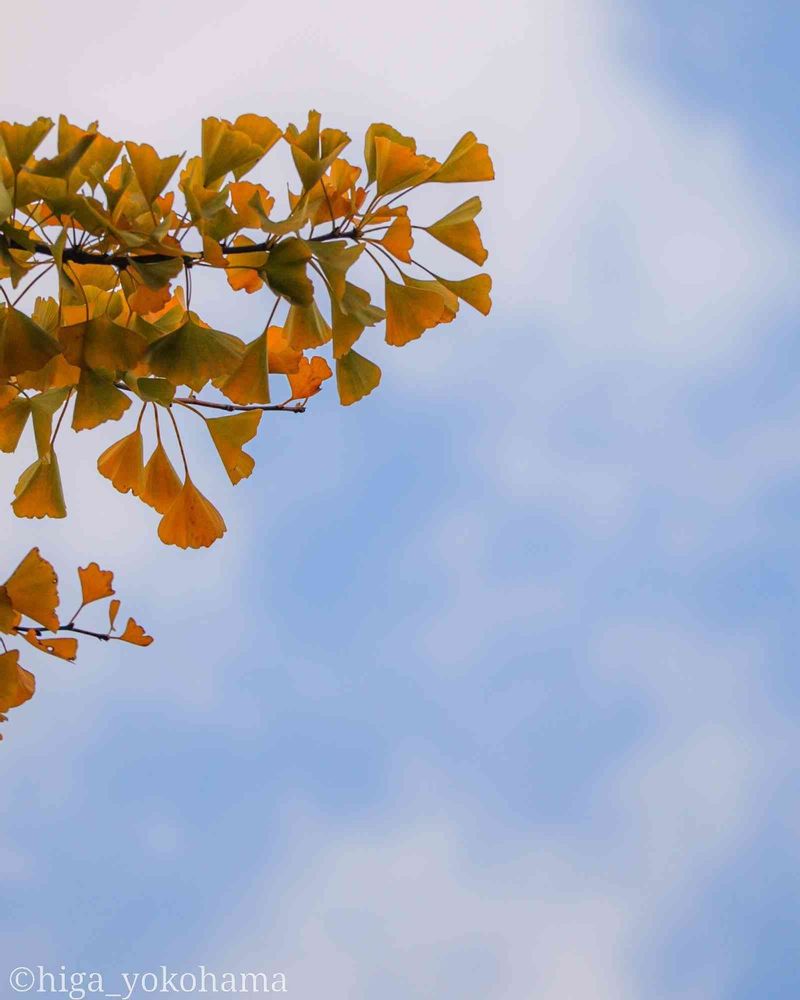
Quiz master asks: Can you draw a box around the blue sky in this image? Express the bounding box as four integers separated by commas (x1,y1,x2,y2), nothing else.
2,1,800,997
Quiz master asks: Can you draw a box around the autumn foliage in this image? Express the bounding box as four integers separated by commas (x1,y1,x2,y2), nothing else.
0,111,493,737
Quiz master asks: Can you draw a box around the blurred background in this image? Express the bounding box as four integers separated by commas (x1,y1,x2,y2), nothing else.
2,1,800,996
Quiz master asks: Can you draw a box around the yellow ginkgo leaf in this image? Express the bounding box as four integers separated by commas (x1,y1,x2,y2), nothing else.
264,237,314,306
0,306,62,378
374,137,439,196
218,331,269,405
144,315,244,392
336,349,381,406
12,451,67,520
425,196,488,265
72,368,131,431
118,617,154,647
158,477,227,549
435,273,493,315
402,275,459,324
0,650,35,714
59,316,148,372
201,117,264,186
384,277,447,346
23,630,78,662
363,123,416,185
432,131,495,183
310,240,364,301
77,562,115,606
0,117,53,172
97,428,145,496
141,441,182,514
125,141,183,205
206,411,262,485
0,396,31,452
3,547,60,630
285,300,332,350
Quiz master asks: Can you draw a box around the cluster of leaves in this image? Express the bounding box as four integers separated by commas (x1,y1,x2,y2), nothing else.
0,547,151,739
0,112,494,548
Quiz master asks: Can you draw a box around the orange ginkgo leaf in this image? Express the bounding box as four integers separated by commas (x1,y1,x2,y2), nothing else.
157,477,227,549
141,441,182,514
3,547,60,630
266,326,302,374
97,428,144,496
336,349,381,406
22,629,78,662
0,650,35,714
0,588,21,633
384,277,447,346
108,598,121,631
230,181,275,229
431,131,495,183
287,355,332,401
77,562,115,606
118,617,153,647
224,236,267,293
379,214,413,262
206,411,262,485
425,196,488,265
0,396,31,452
12,451,67,520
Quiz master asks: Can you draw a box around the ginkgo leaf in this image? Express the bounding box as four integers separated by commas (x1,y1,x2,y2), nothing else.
72,368,131,431
402,275,459,323
108,598,121,631
125,141,183,204
206,411,262,485
310,240,364,300
288,356,332,401
229,181,275,229
0,306,62,378
59,316,148,372
97,428,145,496
432,131,495,183
379,215,414,262
158,477,227,549
201,117,264,186
0,396,31,452
118,617,153,647
29,386,71,456
224,235,267,293
0,587,21,634
23,630,78,662
336,349,381,405
31,132,97,180
285,300,332,350
141,441,182,514
218,331,270,405
435,273,493,315
3,547,59,630
384,277,447,346
0,117,53,172
133,376,175,406
0,650,35,713
425,196,488,265
363,123,416,185
331,283,385,359
265,238,313,305
374,137,439,196
144,315,244,392
266,326,302,374
78,562,115,606
12,451,67,520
